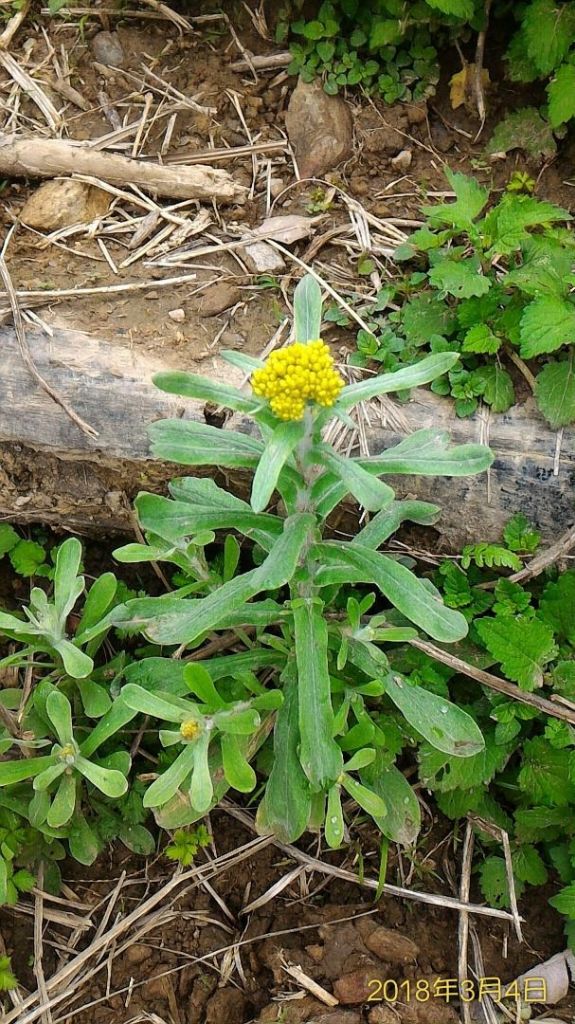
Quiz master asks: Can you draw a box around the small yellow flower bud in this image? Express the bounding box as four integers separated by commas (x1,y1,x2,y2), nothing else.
180,719,201,740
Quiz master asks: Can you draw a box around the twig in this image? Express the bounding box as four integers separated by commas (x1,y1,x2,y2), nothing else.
0,52,60,130
34,868,52,1024
223,801,522,923
229,51,291,71
2,272,197,302
281,960,338,1006
506,347,536,391
458,823,474,1024
164,139,287,164
409,636,575,725
0,243,98,440
470,817,522,942
473,0,492,139
506,521,575,586
0,0,30,49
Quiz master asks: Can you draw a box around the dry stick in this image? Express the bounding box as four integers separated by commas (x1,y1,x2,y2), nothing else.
0,0,30,48
458,823,475,1024
4,836,272,1024
506,347,536,392
470,817,523,942
3,271,197,302
0,249,98,440
230,51,291,71
409,637,575,725
34,867,52,1024
222,802,520,923
0,135,246,203
473,0,492,140
164,139,287,164
0,53,61,131
507,520,575,585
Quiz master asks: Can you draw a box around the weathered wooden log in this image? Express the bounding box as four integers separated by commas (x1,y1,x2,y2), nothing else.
0,134,247,204
3,323,574,546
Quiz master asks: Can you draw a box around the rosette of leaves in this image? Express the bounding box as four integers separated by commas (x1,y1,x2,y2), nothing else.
111,274,493,850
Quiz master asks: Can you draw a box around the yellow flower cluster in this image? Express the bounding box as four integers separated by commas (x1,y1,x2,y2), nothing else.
251,340,344,420
180,719,201,741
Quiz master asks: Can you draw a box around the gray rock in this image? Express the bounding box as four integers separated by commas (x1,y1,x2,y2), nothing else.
285,79,353,177
91,31,125,68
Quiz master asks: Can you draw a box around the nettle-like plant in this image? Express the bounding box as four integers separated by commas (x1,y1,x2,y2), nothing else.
353,169,575,427
113,275,493,846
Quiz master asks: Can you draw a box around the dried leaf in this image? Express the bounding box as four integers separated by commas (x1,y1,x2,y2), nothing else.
515,949,575,1004
450,64,490,110
249,214,323,245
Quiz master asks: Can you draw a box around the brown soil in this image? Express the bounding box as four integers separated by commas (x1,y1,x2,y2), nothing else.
1,811,573,1024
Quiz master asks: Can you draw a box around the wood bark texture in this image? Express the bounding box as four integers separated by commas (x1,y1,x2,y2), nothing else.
0,134,247,203
2,324,573,544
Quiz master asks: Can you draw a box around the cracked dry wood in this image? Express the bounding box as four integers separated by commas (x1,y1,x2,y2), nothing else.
3,324,574,542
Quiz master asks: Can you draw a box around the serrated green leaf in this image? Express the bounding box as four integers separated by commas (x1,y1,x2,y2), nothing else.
540,571,575,643
400,293,456,344
548,62,575,127
523,0,575,75
518,737,575,805
484,194,570,258
428,258,491,299
10,540,46,577
422,169,489,230
520,296,575,358
471,366,515,413
536,358,575,427
425,0,473,16
479,856,515,909
506,238,572,298
0,525,19,557
462,324,501,354
418,728,513,791
475,614,557,691
549,883,575,917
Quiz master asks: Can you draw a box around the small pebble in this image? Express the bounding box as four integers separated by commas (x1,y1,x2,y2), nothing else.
391,148,413,170
168,308,185,322
91,31,125,68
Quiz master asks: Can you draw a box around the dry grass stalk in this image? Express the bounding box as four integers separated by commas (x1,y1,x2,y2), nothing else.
222,801,521,924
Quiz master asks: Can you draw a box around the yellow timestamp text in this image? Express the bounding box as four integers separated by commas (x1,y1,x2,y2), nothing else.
367,976,547,1004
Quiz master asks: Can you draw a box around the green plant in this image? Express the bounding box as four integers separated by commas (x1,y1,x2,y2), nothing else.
107,274,493,850
165,825,211,865
395,515,575,944
353,168,575,426
282,0,458,101
0,278,492,936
